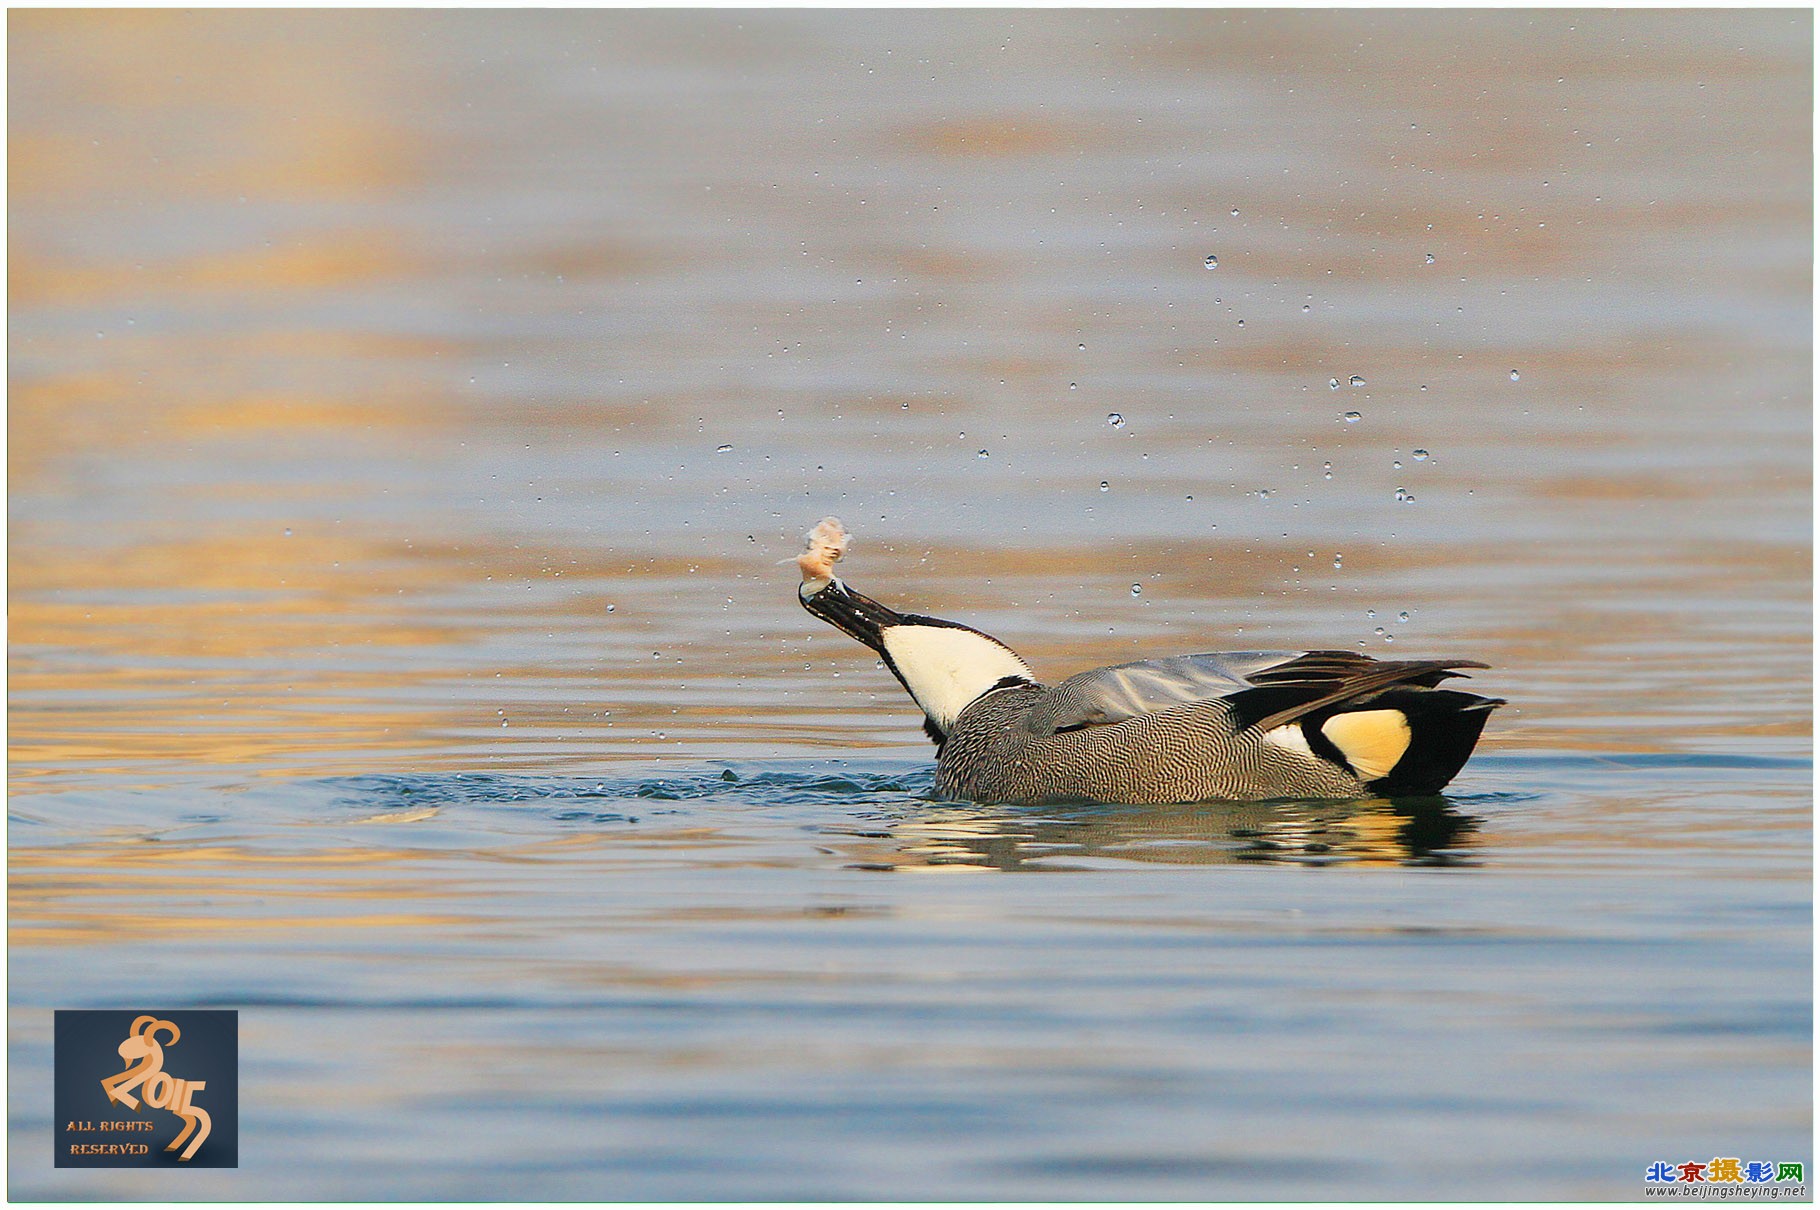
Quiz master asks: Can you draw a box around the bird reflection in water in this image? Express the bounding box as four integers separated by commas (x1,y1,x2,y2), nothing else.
830,797,1479,871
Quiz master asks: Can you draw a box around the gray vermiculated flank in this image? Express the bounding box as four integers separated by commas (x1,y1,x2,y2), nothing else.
936,685,1367,804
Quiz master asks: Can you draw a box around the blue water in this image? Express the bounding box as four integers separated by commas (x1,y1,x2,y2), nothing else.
10,753,1811,1199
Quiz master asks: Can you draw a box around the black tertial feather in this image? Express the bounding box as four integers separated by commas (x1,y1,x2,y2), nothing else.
1237,653,1489,733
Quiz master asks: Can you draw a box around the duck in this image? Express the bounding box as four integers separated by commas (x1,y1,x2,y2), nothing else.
795,517,1502,804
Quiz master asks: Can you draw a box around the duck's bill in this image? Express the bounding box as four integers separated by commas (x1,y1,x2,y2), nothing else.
799,579,902,652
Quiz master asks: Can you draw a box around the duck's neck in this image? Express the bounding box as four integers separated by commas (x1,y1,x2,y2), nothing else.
880,620,1036,732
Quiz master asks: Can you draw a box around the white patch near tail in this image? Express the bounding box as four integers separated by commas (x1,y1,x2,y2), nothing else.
1263,723,1316,758
1320,709,1413,780
881,624,1033,731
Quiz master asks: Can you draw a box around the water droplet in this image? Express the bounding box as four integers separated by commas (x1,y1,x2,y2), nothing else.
282,527,293,537
1382,633,1395,643
1099,481,1110,492
1204,254,1218,269
1255,488,1272,500
1302,304,1311,313
1397,611,1410,623
1367,610,1377,619
1392,460,1403,470
1230,208,1239,216
1130,583,1143,597
1078,343,1086,350
1509,369,1520,381
1349,375,1365,387
1069,382,1078,390
1341,411,1362,424
1235,318,1245,327
606,604,615,613
1332,555,1343,569
715,443,733,453
1424,252,1435,264
977,449,990,459
1106,413,1124,428
1329,377,1341,390
1374,627,1385,636
1322,462,1333,479
1412,449,1430,461
1394,487,1416,503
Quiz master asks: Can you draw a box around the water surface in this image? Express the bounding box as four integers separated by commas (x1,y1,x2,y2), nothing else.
9,10,1810,1200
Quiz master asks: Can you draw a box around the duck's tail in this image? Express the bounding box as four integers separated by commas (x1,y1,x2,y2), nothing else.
1337,687,1503,796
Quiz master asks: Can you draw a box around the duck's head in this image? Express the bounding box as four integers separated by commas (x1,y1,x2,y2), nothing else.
800,577,1036,741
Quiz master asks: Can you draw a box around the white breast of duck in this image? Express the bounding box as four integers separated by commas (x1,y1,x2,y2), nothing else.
879,622,1036,735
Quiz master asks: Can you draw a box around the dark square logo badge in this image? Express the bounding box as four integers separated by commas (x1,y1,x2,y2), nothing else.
54,1010,238,1168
